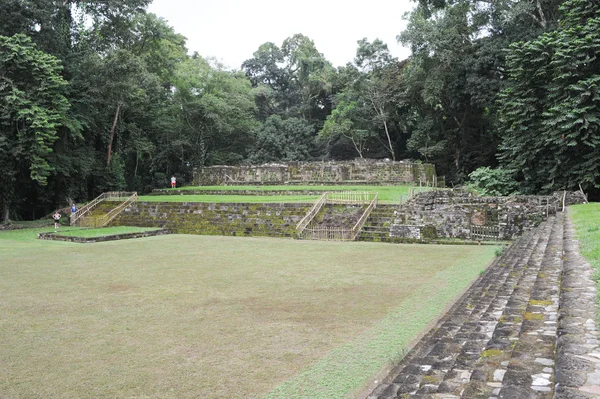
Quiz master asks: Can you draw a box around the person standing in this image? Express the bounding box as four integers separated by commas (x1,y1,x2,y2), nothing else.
171,175,176,188
52,211,61,230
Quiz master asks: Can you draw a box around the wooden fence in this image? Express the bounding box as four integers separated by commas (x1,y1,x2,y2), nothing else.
299,193,379,241
470,225,500,240
72,191,138,228
296,192,328,237
326,191,377,204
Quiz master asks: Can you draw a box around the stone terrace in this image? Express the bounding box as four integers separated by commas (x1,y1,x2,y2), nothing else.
368,211,600,398
109,201,311,238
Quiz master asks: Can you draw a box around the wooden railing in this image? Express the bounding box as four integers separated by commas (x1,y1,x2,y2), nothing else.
300,227,354,241
351,193,378,240
298,192,378,241
470,225,500,240
296,192,328,237
70,194,105,226
71,191,137,227
96,192,138,227
326,191,377,204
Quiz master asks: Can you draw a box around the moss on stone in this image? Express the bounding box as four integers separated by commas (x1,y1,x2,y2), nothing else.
481,349,504,358
529,299,553,306
524,312,544,321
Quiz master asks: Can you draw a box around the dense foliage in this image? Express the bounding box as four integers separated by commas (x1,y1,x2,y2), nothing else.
0,0,597,221
498,0,600,194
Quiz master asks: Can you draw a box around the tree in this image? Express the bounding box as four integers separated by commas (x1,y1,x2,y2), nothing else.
320,100,374,158
498,0,600,194
324,39,405,161
168,56,258,170
398,0,563,182
250,115,316,163
242,34,333,125
0,34,72,221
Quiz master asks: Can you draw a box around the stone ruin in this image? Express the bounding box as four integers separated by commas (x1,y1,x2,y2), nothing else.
389,190,588,241
193,159,438,186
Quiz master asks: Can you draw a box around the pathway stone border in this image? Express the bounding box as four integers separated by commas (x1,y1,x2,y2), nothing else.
37,228,170,243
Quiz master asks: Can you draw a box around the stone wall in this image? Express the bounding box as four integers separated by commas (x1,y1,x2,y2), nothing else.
109,201,311,238
38,229,170,243
389,190,581,241
193,159,437,186
102,190,585,242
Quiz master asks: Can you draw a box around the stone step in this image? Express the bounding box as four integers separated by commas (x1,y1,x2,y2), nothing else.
444,216,559,396
423,223,550,395
496,212,563,398
369,217,552,398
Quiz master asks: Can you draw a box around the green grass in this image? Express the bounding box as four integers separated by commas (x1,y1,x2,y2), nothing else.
150,185,435,204
57,226,161,238
569,203,600,324
0,228,497,399
138,194,320,203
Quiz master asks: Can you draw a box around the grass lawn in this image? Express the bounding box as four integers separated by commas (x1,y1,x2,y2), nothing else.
569,203,600,323
138,194,320,203
0,228,497,399
146,185,434,204
57,226,161,238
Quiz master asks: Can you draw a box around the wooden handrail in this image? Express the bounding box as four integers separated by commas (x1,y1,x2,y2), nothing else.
301,227,353,241
98,192,138,227
352,193,378,240
326,191,376,204
70,192,108,226
296,192,328,237
71,191,137,227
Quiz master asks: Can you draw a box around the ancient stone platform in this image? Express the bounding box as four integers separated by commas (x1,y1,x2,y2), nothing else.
368,211,600,398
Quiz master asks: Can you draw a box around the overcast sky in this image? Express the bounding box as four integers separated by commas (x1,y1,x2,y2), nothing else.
147,0,415,70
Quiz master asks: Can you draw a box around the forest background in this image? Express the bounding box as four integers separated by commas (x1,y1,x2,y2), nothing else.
1,0,598,221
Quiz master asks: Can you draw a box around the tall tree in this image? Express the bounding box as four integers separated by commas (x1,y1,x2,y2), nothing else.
497,0,600,194
398,0,563,182
0,34,72,221
242,34,333,126
250,115,316,163
168,56,258,171
323,39,406,161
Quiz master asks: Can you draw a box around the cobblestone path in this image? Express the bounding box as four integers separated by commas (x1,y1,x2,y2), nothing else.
368,212,600,398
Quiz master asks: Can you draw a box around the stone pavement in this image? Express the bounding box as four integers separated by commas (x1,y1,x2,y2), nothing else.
367,211,600,398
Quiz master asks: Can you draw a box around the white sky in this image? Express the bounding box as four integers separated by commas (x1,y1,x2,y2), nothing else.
147,0,415,70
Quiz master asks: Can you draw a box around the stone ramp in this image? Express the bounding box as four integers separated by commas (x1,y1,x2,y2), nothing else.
368,212,600,398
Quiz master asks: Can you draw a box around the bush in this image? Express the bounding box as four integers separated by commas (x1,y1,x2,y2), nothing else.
468,167,519,196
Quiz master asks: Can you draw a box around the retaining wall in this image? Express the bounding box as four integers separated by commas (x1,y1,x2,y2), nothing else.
389,190,586,241
109,201,311,238
38,229,170,243
193,159,437,186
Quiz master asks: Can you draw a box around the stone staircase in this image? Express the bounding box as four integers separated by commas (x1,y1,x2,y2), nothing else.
368,212,600,398
76,202,120,227
358,205,398,242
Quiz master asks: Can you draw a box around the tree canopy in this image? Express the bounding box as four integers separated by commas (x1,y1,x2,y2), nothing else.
1,0,598,221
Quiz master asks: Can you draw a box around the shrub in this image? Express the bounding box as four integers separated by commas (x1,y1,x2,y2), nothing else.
468,167,519,196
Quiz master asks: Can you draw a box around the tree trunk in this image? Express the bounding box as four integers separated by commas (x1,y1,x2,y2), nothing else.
3,203,9,223
382,118,395,161
107,104,121,166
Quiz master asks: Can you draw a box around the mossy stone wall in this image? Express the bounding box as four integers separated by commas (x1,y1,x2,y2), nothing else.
193,160,437,186
391,191,562,240
109,202,311,238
